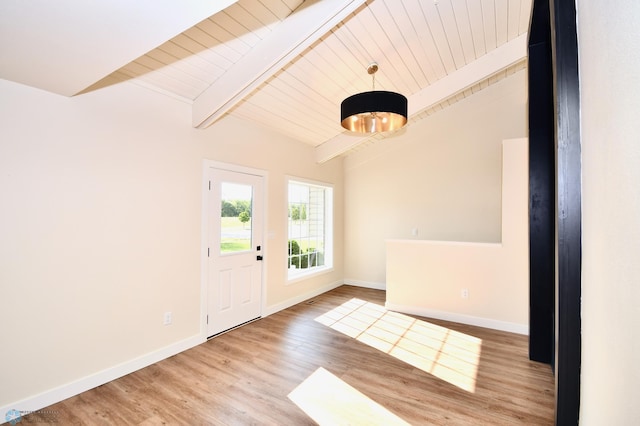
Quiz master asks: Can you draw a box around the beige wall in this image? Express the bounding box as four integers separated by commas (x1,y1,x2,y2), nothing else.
578,0,640,423
0,79,343,410
385,139,528,333
343,70,527,286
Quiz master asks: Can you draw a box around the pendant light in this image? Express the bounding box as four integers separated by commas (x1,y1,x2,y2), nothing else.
340,62,408,133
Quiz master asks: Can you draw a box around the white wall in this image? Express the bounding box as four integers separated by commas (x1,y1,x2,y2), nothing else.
385,139,528,333
0,79,343,413
578,0,640,423
343,70,528,286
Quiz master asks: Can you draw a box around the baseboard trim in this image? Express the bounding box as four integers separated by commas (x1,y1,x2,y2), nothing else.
263,280,344,317
385,302,529,335
343,279,386,290
1,334,205,424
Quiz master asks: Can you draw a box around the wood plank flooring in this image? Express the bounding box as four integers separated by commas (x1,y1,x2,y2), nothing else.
31,286,554,425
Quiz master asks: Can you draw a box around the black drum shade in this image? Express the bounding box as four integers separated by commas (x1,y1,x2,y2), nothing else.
340,90,408,133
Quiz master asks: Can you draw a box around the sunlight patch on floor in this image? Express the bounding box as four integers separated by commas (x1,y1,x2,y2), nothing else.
315,298,482,392
288,367,410,426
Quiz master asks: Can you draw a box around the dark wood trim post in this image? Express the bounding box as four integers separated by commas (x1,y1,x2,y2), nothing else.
550,0,582,423
527,0,556,366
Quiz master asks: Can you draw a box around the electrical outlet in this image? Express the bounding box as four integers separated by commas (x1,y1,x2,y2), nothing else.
163,311,172,325
461,288,469,299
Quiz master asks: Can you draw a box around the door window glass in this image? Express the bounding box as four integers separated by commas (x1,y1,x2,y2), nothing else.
220,182,252,254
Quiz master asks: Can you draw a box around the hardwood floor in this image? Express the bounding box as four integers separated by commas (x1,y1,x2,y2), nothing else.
32,286,554,425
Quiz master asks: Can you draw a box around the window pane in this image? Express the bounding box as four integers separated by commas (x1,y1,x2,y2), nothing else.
288,180,332,278
220,182,252,254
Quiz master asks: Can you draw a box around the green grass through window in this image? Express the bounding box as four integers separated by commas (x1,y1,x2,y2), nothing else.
221,216,251,253
221,239,251,252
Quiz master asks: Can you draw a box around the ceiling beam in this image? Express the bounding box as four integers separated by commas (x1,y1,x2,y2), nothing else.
192,0,367,129
315,33,529,164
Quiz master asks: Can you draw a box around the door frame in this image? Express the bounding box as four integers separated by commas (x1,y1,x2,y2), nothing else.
200,160,268,340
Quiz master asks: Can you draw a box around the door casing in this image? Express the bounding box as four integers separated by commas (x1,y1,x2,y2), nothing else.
201,160,268,339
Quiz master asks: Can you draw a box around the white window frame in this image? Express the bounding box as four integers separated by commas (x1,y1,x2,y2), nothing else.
286,177,334,282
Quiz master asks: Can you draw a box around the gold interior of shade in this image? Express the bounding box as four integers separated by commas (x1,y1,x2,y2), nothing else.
341,111,408,133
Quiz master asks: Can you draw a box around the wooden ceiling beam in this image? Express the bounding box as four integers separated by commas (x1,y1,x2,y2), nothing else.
192,0,367,129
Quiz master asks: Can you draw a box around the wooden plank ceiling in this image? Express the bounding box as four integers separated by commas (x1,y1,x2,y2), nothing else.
0,0,238,97
2,0,532,162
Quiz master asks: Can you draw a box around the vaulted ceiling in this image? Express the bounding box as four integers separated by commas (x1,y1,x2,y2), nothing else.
0,0,532,162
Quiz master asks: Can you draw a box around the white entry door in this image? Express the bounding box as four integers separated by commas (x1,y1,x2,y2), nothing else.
207,168,264,337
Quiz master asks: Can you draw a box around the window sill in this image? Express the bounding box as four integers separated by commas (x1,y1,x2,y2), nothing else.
287,266,334,284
